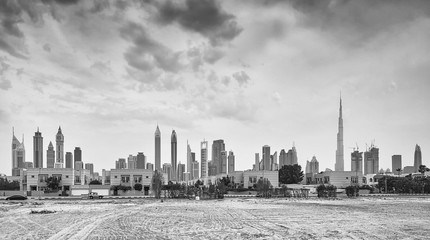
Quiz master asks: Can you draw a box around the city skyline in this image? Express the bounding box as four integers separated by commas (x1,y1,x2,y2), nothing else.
1,0,429,174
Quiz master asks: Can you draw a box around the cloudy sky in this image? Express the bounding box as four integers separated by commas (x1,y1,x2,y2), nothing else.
1,0,429,175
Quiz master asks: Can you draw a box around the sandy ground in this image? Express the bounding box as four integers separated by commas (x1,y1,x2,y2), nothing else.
0,197,429,240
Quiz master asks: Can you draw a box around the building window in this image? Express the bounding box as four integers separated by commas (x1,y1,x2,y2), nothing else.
146,176,149,178
66,175,69,178
114,176,118,178
346,177,349,179
324,176,330,183
31,175,35,178
351,176,358,184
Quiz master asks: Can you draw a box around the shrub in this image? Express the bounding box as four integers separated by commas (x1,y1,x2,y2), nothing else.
134,183,143,191
345,186,359,197
317,184,337,198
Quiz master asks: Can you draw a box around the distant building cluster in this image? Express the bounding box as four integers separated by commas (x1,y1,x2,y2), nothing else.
4,95,426,194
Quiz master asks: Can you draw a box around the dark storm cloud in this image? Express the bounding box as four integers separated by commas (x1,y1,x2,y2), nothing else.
289,0,430,45
149,0,242,45
120,22,183,74
0,0,43,58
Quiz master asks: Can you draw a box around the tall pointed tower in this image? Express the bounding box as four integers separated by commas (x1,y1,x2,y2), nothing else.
335,95,344,171
33,127,44,168
154,125,161,171
56,126,64,168
171,130,177,181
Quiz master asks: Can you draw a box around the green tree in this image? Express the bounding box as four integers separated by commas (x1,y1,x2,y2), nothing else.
279,164,304,184
151,170,164,199
0,178,20,190
134,183,143,191
256,178,272,198
418,165,430,175
46,177,60,191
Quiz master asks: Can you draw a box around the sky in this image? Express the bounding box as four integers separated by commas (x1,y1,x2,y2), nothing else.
1,0,429,175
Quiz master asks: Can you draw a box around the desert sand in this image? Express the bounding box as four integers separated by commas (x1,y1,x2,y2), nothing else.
1,197,429,239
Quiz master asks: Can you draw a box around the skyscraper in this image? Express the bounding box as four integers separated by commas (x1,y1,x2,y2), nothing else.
171,130,177,181
12,129,25,176
136,152,146,169
271,151,278,170
56,126,64,168
306,156,319,174
279,149,286,169
116,158,126,169
254,153,260,171
65,152,73,168
351,150,363,174
127,154,137,169
414,144,422,172
262,145,271,170
392,155,402,174
220,150,227,174
364,145,379,175
74,147,82,162
201,140,208,178
163,163,173,181
192,161,199,179
335,96,344,171
85,163,94,175
187,141,192,174
228,151,235,173
33,128,43,168
178,162,185,181
212,140,225,174
155,125,161,171
286,145,298,166
146,162,154,171
47,141,55,168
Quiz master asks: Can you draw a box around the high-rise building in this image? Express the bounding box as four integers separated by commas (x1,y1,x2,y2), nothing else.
56,126,64,168
171,130,177,181
364,145,379,175
136,152,146,169
116,158,126,169
335,96,344,171
127,154,136,169
65,152,73,168
212,140,225,174
47,141,55,168
414,144,422,172
208,161,217,176
254,153,260,171
75,161,83,170
192,161,199,179
178,163,185,181
279,150,286,169
351,150,363,174
228,151,235,173
286,145,298,165
85,163,94,175
392,155,402,174
155,125,161,171
271,151,278,171
11,129,25,176
74,147,82,162
187,141,191,174
201,140,208,178
220,151,227,174
305,156,319,174
262,145,271,170
163,163,173,181
33,128,43,168
146,162,154,171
